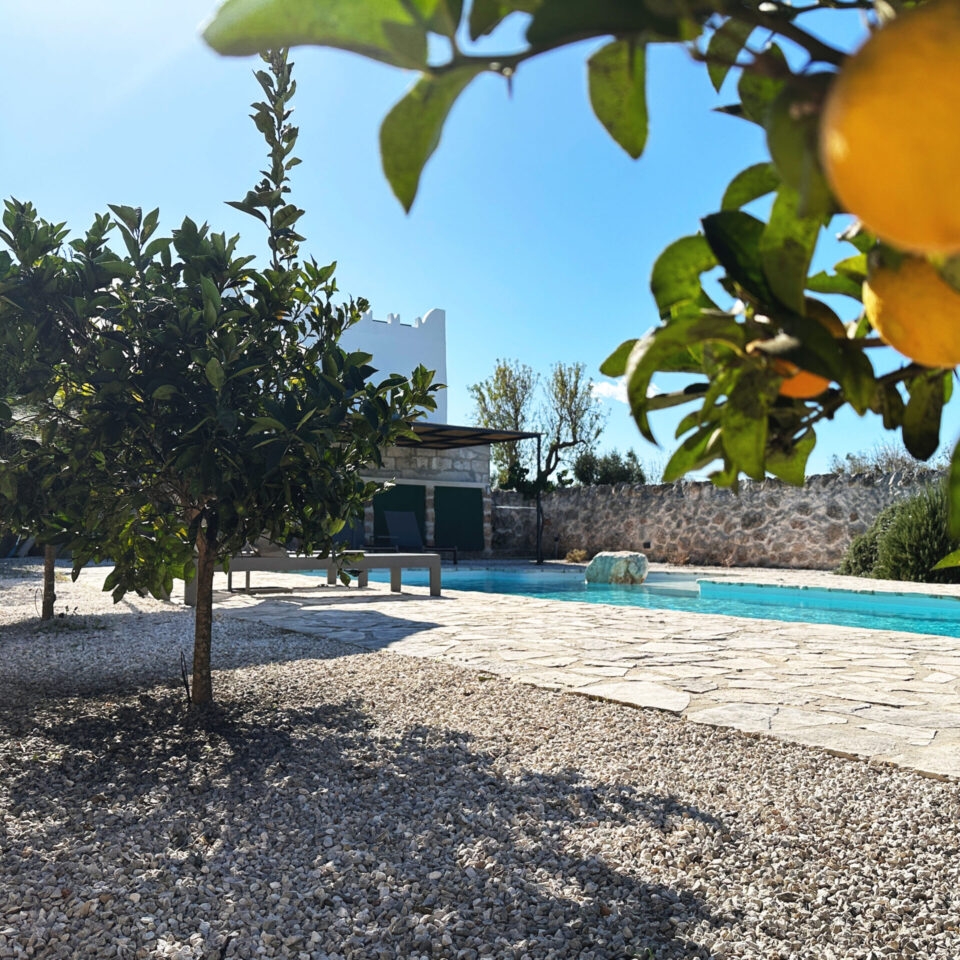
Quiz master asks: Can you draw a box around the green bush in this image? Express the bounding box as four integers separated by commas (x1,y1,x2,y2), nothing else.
836,502,899,577
837,484,960,584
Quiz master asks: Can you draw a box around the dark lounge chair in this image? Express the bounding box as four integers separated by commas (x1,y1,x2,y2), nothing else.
383,510,458,564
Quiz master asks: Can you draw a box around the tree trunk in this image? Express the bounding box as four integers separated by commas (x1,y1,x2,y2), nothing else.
192,530,216,706
41,544,56,621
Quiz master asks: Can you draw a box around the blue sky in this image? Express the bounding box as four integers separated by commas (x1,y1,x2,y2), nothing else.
3,1,957,476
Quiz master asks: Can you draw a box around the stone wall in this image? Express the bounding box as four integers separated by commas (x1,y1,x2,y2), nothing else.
492,472,933,570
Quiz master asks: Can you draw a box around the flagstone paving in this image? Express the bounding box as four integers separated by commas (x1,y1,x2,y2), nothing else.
211,564,960,780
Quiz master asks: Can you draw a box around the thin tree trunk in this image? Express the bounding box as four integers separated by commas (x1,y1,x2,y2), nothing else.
41,544,56,621
192,530,215,706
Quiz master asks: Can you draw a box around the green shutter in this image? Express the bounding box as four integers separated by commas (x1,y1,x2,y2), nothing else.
435,486,484,551
373,484,426,543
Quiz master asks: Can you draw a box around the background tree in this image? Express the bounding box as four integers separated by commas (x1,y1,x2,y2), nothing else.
65,51,437,705
202,0,960,568
468,358,537,478
574,449,647,487
471,358,604,490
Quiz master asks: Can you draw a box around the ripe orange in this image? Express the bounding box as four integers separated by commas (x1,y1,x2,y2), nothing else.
772,299,846,399
820,0,960,255
863,255,960,368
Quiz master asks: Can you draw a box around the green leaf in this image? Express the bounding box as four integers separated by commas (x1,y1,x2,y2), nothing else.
766,428,815,486
203,0,428,68
737,44,786,124
152,384,179,401
587,40,647,160
759,186,822,313
701,210,773,304
902,373,945,461
625,314,748,442
650,235,718,320
721,162,780,211
721,369,770,480
806,269,863,299
526,0,679,46
707,19,753,92
205,358,226,391
380,67,482,212
950,437,960,540
600,339,639,377
469,0,539,39
933,548,960,571
662,425,723,482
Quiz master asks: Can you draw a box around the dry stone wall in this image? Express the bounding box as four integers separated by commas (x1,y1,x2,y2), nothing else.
492,472,935,570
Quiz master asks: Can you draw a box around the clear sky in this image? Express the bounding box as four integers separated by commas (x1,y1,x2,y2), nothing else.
3,1,957,477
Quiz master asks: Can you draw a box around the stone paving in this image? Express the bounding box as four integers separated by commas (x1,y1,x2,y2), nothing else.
210,563,960,780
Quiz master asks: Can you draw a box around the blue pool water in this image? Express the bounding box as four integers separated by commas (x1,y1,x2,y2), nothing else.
364,566,960,638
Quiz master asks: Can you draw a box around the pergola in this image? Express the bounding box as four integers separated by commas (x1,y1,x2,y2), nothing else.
396,422,545,562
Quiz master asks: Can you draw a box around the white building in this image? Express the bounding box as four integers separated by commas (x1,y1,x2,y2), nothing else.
340,307,448,423
338,307,535,557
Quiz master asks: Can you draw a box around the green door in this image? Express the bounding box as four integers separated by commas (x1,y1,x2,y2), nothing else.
435,486,484,551
373,484,426,545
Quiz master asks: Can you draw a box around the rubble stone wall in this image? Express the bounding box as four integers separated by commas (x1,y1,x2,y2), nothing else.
492,472,933,569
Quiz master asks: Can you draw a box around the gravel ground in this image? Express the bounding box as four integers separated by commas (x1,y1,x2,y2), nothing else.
2,564,960,960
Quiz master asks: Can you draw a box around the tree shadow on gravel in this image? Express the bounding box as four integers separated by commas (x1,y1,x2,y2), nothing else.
0,604,437,705
1,689,725,959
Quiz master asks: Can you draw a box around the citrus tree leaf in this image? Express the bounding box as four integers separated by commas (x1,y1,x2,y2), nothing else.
526,0,679,45
737,43,786,123
380,67,482,212
933,548,960,571
203,0,428,68
721,369,771,480
902,372,945,461
766,428,815,486
721,162,780,211
469,0,540,39
662,425,723,482
707,18,754,92
759,185,822,313
600,339,638,377
650,235,717,319
587,40,648,160
806,269,862,299
701,210,774,304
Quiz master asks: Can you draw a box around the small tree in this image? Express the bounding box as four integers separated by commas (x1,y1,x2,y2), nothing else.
69,51,437,704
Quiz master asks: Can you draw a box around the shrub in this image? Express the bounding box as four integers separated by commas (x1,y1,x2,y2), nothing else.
872,484,960,584
565,548,588,563
837,484,959,583
836,502,899,577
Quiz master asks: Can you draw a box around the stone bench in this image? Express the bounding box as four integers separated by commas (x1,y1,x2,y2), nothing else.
183,552,442,605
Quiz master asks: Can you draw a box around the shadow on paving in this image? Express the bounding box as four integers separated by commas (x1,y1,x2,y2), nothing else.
0,604,439,705
1,690,724,958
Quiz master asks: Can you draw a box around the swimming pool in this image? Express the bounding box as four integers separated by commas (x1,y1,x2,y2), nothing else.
364,566,960,638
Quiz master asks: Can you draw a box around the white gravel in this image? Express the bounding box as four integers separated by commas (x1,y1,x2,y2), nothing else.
2,562,960,959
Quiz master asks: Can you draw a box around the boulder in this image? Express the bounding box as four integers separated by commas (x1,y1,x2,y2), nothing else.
584,551,649,585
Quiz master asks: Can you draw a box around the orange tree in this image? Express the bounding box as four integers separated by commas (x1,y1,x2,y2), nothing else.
203,0,960,566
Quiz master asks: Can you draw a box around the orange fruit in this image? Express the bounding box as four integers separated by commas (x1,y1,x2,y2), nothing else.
820,0,960,255
772,299,846,399
863,254,960,368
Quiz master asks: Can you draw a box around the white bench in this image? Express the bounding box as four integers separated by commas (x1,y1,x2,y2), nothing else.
183,551,441,605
